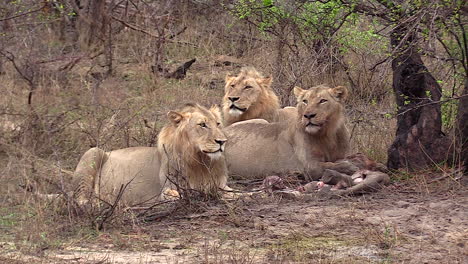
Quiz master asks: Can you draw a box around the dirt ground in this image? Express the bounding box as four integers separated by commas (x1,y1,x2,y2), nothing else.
1,175,466,264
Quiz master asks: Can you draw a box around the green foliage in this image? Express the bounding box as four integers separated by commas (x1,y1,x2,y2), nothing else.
231,1,387,59
231,0,352,40
337,21,384,54
299,0,350,38
232,0,286,32
441,91,459,131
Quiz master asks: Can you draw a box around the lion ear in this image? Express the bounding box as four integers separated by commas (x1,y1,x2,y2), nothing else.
167,111,184,125
257,76,272,87
293,86,305,98
330,86,348,101
209,105,222,121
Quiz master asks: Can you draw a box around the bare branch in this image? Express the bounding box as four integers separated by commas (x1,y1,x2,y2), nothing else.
0,3,46,22
111,16,197,47
397,94,468,116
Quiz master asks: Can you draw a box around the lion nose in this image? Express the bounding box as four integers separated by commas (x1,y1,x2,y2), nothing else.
229,96,240,102
304,113,316,119
215,139,226,146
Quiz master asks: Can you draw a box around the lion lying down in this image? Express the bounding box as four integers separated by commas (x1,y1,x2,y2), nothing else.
73,103,230,206
222,66,295,126
224,84,354,181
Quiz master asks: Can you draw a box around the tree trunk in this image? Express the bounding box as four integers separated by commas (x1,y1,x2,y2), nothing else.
455,79,468,172
75,0,108,50
387,26,450,170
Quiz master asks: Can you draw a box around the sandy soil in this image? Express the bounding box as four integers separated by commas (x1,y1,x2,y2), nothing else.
1,178,467,264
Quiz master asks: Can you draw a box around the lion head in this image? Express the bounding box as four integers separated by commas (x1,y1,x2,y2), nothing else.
293,85,348,137
222,67,280,126
157,103,228,194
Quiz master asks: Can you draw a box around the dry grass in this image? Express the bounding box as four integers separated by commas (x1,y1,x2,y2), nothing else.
0,2,464,263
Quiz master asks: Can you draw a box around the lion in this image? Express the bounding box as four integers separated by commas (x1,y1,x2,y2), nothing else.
224,85,352,181
222,67,281,126
73,103,230,206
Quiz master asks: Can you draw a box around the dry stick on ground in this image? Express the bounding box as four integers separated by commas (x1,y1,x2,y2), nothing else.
164,58,196,80
134,199,176,219
427,168,464,184
96,178,134,230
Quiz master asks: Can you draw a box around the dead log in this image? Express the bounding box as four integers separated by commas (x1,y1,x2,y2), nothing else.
165,58,196,80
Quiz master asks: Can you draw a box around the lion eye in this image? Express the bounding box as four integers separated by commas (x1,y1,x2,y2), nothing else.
319,99,328,104
302,99,308,105
216,122,221,127
244,85,253,90
199,122,207,128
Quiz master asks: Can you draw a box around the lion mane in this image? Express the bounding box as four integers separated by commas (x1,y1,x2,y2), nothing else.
222,67,280,126
73,103,229,206
224,85,351,181
157,103,228,195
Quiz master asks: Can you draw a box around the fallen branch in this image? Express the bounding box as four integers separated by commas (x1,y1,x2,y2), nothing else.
428,168,464,184
178,211,229,220
164,58,196,79
96,180,130,230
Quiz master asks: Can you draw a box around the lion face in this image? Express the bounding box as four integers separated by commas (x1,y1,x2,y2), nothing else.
223,70,272,117
294,85,348,135
167,104,227,160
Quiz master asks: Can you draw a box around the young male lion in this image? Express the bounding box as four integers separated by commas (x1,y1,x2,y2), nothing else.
222,67,282,126
73,103,230,206
224,85,352,180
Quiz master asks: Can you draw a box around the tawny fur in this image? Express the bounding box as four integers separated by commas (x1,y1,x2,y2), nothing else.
224,85,351,180
73,104,229,206
222,67,281,126
157,104,229,195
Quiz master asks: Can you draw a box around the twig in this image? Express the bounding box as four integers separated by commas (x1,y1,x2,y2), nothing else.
143,206,178,222
0,4,45,22
397,94,468,116
427,168,464,184
369,57,390,71
178,211,229,220
97,180,130,230
111,16,197,47
0,50,35,87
